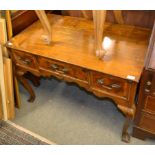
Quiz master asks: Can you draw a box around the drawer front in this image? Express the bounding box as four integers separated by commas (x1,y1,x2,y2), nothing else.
38,57,88,82
90,71,131,99
151,73,155,96
144,96,155,114
139,113,155,133
143,71,155,96
13,50,38,69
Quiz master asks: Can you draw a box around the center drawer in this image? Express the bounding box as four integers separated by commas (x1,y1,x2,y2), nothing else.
90,71,131,99
38,57,88,82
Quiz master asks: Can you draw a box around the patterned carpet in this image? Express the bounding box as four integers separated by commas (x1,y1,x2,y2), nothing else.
0,121,48,145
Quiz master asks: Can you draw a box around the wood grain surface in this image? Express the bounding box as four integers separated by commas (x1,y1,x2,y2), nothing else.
6,13,153,143
7,14,151,82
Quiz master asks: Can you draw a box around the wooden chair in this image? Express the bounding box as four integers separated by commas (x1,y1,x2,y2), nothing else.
35,10,124,60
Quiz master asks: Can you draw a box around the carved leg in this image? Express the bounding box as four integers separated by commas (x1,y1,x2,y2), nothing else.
24,73,40,87
122,117,131,143
16,70,35,102
117,104,136,143
93,10,107,59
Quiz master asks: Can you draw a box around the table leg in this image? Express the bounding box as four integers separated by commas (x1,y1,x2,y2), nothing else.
122,117,131,143
16,70,35,102
24,73,40,87
117,103,136,143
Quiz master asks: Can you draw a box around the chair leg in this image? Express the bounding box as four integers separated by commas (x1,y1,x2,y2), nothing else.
93,10,107,59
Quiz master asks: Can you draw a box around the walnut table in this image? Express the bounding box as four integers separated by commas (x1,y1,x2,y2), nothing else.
6,14,151,142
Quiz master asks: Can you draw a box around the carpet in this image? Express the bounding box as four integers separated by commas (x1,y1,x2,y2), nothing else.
0,121,48,145
13,78,155,144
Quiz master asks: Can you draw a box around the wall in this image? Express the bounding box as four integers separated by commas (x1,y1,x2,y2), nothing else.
62,10,155,28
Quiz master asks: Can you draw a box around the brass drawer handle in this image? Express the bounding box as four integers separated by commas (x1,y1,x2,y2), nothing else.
62,68,68,73
97,79,104,84
17,56,32,65
17,56,22,60
22,59,31,65
101,85,112,90
57,68,68,74
97,79,121,90
101,84,121,90
145,89,150,93
51,64,59,70
51,64,68,74
111,84,121,89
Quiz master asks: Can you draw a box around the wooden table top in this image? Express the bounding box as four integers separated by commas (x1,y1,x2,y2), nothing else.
7,14,151,82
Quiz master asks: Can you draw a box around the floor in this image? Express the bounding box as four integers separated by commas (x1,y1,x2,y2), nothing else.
0,121,48,144
13,78,155,144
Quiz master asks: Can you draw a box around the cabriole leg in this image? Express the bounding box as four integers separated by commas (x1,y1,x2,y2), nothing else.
16,70,35,102
117,104,136,143
122,117,131,143
24,73,40,87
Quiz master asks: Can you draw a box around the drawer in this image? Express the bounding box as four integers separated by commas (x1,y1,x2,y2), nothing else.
144,96,155,114
90,71,131,99
151,73,155,96
38,57,88,82
139,112,155,133
143,71,155,96
12,50,38,70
